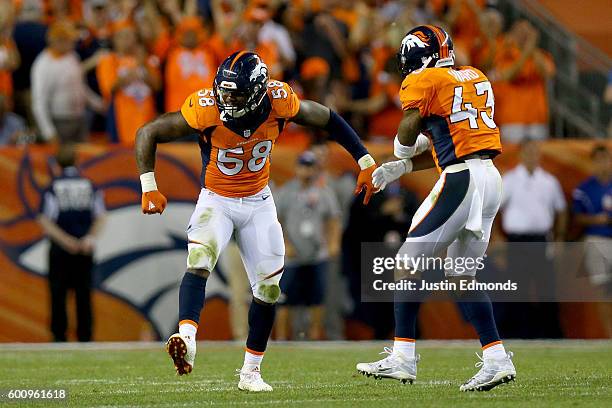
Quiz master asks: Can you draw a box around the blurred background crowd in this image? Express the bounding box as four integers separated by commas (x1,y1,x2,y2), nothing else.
0,0,610,147
0,0,610,343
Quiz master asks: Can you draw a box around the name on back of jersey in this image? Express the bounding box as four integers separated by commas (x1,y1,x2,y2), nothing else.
448,68,480,82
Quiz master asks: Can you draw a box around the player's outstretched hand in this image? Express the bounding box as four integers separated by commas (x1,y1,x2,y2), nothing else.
355,164,378,205
142,190,167,214
372,159,413,191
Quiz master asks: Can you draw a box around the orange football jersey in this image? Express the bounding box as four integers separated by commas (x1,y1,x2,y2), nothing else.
181,80,300,197
400,66,502,170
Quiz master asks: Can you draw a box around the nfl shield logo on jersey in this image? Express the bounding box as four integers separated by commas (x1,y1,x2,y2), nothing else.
244,129,251,137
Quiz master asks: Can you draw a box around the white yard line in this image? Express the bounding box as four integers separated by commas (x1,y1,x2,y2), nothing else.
82,395,441,408
89,398,407,408
0,339,610,352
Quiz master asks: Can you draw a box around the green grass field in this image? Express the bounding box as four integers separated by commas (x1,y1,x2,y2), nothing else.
0,340,610,407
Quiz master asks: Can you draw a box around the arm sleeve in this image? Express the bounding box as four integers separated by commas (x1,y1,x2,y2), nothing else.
325,111,369,162
30,56,57,140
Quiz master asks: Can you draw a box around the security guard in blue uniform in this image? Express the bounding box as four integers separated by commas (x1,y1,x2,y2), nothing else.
38,144,106,342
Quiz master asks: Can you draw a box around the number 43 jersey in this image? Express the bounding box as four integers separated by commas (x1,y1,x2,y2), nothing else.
181,80,300,197
400,66,502,170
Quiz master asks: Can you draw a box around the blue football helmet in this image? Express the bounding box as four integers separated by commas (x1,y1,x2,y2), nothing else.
213,51,270,120
397,25,455,78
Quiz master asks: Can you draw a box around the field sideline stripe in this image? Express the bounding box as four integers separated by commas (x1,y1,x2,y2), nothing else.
88,398,424,408
0,339,609,351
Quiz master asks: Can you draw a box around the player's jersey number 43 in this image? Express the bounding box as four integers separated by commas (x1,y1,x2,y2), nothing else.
450,81,496,130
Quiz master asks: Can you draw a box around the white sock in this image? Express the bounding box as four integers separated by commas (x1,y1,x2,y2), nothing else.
243,349,264,368
393,338,416,359
179,322,197,342
482,342,506,360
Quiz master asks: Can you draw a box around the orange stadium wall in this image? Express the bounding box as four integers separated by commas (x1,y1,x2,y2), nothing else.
537,0,612,57
0,139,610,342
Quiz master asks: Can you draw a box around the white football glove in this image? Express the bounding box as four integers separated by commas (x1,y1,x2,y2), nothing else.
372,159,413,191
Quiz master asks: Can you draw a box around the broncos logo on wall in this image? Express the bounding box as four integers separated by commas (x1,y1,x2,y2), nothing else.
0,145,232,341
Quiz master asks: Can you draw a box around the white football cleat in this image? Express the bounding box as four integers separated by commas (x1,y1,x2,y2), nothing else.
166,333,196,375
356,347,419,384
460,351,516,392
237,365,273,392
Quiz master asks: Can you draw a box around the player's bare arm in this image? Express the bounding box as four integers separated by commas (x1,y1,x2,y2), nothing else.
372,109,435,190
290,99,331,128
135,111,195,174
290,99,378,204
397,108,423,147
397,108,436,170
135,111,196,214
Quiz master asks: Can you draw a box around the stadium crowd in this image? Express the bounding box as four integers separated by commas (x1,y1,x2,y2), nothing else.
0,0,557,146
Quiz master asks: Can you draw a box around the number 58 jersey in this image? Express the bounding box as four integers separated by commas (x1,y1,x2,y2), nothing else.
400,66,502,170
180,80,300,197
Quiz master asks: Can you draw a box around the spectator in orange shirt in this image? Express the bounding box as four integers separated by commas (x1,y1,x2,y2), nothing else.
492,20,555,143
44,0,83,24
300,56,330,104
208,0,245,64
164,16,215,112
470,8,505,72
209,1,281,78
337,55,402,142
96,21,161,145
138,0,174,62
156,0,198,27
299,4,350,82
434,0,486,51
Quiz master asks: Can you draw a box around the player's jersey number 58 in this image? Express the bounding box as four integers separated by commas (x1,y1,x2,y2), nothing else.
217,141,273,176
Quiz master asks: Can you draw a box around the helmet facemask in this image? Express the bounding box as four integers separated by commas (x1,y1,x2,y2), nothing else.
215,84,250,119
214,59,270,121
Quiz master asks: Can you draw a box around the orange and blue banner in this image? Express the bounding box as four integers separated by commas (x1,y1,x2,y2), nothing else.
0,140,609,341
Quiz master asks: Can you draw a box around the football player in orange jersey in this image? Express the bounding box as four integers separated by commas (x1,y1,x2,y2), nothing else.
134,51,377,392
356,26,516,391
